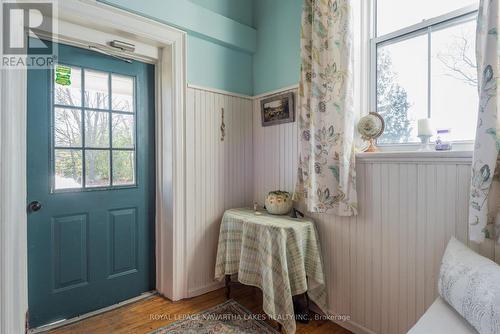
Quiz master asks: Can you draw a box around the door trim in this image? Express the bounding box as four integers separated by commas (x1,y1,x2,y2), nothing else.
0,1,187,332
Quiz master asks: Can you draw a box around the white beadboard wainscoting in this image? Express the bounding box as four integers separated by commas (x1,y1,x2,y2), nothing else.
252,89,475,334
185,85,493,334
185,87,254,297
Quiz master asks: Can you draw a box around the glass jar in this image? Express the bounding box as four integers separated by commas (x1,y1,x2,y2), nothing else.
435,129,452,151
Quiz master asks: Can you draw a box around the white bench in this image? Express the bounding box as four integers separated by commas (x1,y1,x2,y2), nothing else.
408,297,478,334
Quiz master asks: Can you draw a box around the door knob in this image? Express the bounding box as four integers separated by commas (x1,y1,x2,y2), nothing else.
28,201,42,212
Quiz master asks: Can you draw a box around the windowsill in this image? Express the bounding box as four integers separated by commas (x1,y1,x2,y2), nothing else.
356,149,473,163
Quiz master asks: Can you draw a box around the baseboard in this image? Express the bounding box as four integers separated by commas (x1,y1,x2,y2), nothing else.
309,303,377,334
187,281,225,298
336,319,378,334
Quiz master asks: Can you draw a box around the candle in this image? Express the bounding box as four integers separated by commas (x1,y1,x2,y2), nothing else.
418,118,433,137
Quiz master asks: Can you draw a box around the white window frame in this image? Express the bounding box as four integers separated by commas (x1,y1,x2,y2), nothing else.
369,1,479,150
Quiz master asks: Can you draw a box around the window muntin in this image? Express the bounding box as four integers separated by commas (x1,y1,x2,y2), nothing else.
52,65,136,191
373,3,479,144
376,0,477,36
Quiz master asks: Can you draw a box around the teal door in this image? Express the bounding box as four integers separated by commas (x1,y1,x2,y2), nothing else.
27,41,155,328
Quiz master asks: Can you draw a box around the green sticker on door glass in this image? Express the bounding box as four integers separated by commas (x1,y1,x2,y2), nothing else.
55,65,72,86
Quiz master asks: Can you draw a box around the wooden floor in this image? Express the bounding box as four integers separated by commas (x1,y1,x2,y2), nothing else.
49,284,351,334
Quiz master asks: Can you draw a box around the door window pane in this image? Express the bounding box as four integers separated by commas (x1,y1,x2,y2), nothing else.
112,74,134,112
84,111,110,148
377,0,477,36
112,113,134,148
54,108,82,147
53,65,137,191
431,20,478,141
85,150,110,187
84,70,109,109
54,66,82,107
377,34,428,144
113,151,135,185
54,149,82,189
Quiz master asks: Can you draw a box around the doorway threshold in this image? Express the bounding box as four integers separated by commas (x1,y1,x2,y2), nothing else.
28,291,157,333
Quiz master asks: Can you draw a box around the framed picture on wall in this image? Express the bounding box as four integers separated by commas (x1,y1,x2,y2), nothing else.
260,92,295,127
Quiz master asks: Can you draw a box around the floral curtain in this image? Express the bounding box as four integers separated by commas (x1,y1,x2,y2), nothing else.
295,0,357,215
469,0,499,243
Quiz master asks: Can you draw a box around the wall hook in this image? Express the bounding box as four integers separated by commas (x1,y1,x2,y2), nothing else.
220,108,226,141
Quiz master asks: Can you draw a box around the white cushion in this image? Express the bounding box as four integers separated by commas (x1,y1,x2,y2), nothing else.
438,237,500,334
408,297,478,334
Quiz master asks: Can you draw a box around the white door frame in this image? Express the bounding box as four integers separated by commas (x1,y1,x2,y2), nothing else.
0,1,187,332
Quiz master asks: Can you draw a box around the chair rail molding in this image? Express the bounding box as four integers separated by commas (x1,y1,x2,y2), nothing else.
0,1,188,332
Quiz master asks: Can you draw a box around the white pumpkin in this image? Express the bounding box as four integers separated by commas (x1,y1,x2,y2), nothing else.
265,191,293,215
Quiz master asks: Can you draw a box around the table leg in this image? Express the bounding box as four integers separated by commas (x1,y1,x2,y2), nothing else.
225,274,231,299
293,292,310,323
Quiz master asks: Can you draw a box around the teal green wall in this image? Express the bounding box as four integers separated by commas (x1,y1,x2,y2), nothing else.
100,0,256,52
99,0,255,95
252,0,302,95
188,0,254,27
99,0,304,96
187,35,253,95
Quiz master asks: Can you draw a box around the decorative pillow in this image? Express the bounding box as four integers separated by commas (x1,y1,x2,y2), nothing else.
438,237,500,334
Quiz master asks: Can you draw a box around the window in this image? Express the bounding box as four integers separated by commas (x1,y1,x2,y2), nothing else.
53,65,136,190
373,0,479,144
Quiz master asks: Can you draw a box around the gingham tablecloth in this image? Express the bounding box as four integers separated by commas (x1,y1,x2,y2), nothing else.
214,208,327,334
